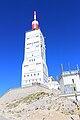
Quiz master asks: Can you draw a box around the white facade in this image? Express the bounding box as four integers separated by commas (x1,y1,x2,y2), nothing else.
58,70,80,94
48,76,54,82
44,81,60,90
43,76,60,90
60,93,80,100
21,29,48,87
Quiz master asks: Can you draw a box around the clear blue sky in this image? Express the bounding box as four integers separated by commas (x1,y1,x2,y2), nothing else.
0,0,80,96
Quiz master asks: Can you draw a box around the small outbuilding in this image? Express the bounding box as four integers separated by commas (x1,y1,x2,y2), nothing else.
58,70,80,94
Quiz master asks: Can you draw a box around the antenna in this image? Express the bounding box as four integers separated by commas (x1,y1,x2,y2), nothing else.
60,64,64,73
68,62,70,72
32,11,39,30
34,11,36,20
76,64,79,71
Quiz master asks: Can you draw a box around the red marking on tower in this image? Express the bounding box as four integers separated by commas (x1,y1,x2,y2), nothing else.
32,11,39,30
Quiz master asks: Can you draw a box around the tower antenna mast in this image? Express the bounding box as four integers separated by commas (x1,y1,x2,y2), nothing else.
32,11,39,30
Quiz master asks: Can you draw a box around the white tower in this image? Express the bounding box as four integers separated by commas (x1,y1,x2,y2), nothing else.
21,11,48,87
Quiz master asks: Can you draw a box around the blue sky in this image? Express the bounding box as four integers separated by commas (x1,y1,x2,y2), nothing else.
0,0,80,96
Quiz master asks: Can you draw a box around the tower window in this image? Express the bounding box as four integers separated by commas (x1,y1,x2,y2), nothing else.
26,47,29,49
24,75,26,77
36,63,41,65
38,73,39,75
36,45,39,47
24,65,29,67
34,74,36,76
34,41,39,44
36,35,39,37
27,74,29,77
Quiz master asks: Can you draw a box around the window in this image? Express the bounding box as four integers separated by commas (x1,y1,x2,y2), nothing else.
37,73,39,75
34,74,36,76
36,63,41,65
64,84,74,94
29,59,35,62
24,65,28,67
31,74,32,76
34,41,39,44
27,43,31,45
29,60,31,62
27,75,29,77
36,45,39,47
26,47,29,49
36,35,39,37
29,80,30,82
24,75,26,77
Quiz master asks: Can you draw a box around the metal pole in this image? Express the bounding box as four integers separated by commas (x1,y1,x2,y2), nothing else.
72,79,80,118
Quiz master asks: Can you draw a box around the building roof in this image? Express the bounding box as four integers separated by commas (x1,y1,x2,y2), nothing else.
58,70,80,81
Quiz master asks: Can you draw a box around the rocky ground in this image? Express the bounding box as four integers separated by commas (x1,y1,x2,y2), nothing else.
0,116,9,120
0,85,79,120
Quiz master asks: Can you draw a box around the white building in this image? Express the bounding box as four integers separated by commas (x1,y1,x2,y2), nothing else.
21,11,48,87
58,70,80,94
44,81,60,90
43,76,60,90
48,76,54,82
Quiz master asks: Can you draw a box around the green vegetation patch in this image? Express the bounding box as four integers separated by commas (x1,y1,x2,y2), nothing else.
6,92,47,109
22,92,47,103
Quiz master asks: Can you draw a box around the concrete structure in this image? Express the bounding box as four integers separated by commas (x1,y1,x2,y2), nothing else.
21,11,48,87
43,76,60,90
44,81,60,90
48,76,54,82
58,70,80,94
60,92,80,100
